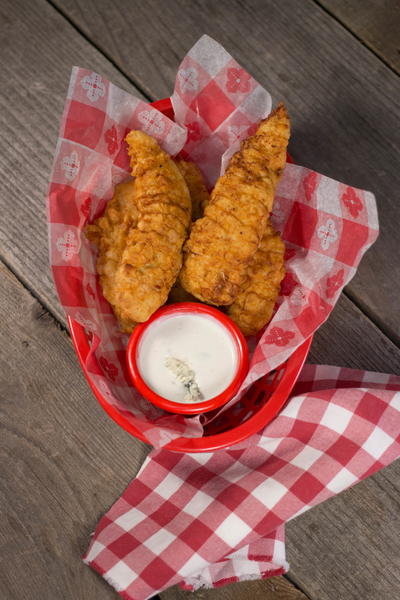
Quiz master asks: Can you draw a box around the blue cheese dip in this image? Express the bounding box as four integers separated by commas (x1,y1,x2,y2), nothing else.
137,313,238,403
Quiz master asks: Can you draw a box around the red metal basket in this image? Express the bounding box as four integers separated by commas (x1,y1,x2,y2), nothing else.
67,97,312,452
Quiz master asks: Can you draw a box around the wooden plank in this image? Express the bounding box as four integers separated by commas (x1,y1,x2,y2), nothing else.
0,262,148,599
161,576,309,600
0,0,146,326
288,295,400,599
308,293,400,372
319,0,400,73
293,295,400,596
286,461,400,600
50,0,400,344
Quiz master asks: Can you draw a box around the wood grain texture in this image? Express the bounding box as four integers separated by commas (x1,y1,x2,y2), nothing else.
0,262,148,599
286,460,400,600
161,576,309,600
0,0,146,326
320,0,400,73
287,292,400,599
308,293,400,373
51,0,400,344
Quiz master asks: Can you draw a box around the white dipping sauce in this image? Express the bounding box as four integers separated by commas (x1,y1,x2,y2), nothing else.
137,314,238,403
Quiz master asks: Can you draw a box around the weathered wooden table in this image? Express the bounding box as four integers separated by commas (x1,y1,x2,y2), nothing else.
1,1,399,598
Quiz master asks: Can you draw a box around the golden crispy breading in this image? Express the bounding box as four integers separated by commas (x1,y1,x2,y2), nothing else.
110,131,191,323
87,159,207,330
180,103,290,306
227,222,285,336
86,179,139,333
176,160,209,220
86,179,137,260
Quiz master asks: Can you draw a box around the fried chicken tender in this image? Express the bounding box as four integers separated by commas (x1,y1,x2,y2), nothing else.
86,179,138,333
176,160,209,220
227,222,285,336
86,179,137,263
87,158,205,330
110,131,191,323
180,103,290,305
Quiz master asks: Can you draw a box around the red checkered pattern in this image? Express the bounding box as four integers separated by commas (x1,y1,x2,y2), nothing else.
171,35,272,186
84,366,400,599
48,38,379,446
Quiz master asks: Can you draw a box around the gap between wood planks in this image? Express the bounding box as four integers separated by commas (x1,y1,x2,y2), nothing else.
313,0,399,76
343,287,400,350
46,0,154,102
47,0,400,97
0,255,69,333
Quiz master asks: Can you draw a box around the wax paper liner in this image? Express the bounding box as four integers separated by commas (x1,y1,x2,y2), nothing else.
47,36,378,448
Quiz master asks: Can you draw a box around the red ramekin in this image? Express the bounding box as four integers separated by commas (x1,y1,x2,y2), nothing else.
126,302,249,415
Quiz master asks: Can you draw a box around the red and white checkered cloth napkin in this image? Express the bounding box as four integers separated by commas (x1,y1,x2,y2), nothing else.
84,365,400,599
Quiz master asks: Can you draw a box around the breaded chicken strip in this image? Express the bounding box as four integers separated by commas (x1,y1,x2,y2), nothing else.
227,222,285,336
176,160,209,221
87,160,206,330
86,179,137,271
180,103,290,305
86,179,138,332
111,131,191,323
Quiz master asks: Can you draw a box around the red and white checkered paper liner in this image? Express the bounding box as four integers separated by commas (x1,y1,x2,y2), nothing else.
84,365,400,599
47,36,378,446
